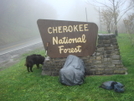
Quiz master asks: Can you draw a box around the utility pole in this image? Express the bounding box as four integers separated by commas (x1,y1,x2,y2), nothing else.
99,7,102,32
85,7,88,22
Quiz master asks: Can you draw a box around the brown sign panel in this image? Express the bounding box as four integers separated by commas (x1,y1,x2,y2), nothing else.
37,19,98,58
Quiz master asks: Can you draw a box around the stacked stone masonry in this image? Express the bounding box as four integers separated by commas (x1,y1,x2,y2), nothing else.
42,34,127,76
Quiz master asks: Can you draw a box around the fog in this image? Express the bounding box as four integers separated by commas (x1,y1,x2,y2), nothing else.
0,0,103,69
0,0,132,63
1,0,133,45
47,0,99,22
0,0,100,46
0,0,58,39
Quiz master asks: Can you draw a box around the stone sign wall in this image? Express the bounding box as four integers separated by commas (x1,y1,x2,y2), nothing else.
42,34,127,76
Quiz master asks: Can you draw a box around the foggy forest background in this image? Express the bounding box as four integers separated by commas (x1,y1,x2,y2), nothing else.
0,0,134,46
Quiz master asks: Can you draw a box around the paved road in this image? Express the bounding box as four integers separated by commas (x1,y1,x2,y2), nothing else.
0,38,44,70
0,38,42,55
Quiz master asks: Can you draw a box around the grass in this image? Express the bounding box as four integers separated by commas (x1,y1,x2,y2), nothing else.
0,34,134,101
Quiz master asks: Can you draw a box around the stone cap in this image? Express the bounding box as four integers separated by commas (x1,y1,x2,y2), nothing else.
98,33,116,39
98,33,115,36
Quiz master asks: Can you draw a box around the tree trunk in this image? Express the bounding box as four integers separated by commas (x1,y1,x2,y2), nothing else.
115,29,118,36
108,29,111,33
114,23,118,36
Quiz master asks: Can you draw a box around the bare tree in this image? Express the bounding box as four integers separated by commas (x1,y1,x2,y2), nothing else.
89,0,133,36
124,13,134,46
130,0,134,10
100,9,113,33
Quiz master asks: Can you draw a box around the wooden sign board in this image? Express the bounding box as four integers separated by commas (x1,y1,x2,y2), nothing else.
37,19,98,58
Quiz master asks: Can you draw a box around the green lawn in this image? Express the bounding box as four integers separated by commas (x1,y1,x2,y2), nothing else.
0,34,134,101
